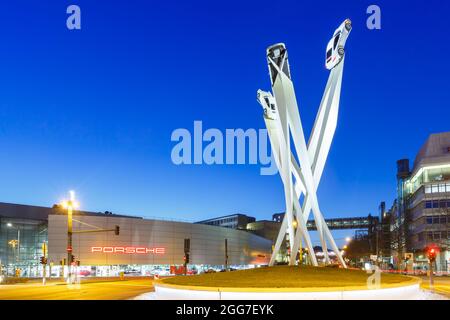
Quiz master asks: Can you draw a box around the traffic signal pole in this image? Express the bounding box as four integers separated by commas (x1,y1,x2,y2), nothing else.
67,201,73,283
427,246,437,292
184,238,190,275
429,260,434,290
42,242,47,285
225,239,228,271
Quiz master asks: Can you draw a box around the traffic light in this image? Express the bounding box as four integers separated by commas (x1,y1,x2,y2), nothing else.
115,225,120,236
183,254,190,264
40,256,47,264
427,246,438,262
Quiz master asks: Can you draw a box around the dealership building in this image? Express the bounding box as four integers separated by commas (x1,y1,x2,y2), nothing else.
0,203,271,278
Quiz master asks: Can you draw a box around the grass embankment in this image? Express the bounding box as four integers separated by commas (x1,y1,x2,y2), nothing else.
161,266,414,289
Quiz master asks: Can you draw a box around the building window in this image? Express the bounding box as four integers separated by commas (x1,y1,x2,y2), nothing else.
425,201,432,209
418,233,424,241
433,200,439,209
433,216,440,224
440,200,447,208
425,183,450,193
440,216,447,224
426,217,433,224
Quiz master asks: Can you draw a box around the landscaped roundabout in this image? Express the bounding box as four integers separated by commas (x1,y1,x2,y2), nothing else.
154,266,423,300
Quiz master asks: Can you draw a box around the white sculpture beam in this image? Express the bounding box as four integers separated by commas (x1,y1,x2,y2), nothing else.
257,19,352,267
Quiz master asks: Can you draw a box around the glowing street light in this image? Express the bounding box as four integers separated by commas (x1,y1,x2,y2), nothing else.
343,245,348,250
60,190,79,283
345,237,351,243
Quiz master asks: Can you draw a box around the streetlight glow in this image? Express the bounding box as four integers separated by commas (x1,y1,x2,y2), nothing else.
60,191,80,210
7,223,12,227
345,237,351,242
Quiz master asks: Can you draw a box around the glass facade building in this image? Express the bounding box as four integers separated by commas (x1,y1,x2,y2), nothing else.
0,216,47,277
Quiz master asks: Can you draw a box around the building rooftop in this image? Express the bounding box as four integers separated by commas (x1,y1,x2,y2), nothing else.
412,132,450,174
195,213,255,224
0,202,142,221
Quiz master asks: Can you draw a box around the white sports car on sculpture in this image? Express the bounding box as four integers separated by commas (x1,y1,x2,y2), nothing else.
257,89,277,120
325,19,352,70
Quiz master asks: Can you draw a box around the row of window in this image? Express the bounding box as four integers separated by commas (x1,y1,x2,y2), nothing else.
425,216,449,224
424,200,450,209
418,231,449,241
425,183,450,194
207,217,237,226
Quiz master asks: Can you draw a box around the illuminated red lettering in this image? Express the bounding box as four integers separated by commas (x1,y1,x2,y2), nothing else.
135,247,146,254
90,246,165,255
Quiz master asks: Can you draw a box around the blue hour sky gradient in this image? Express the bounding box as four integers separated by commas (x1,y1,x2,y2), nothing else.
0,0,449,244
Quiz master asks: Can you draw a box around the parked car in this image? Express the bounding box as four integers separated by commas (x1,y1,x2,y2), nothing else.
124,269,141,275
78,270,91,276
204,269,216,274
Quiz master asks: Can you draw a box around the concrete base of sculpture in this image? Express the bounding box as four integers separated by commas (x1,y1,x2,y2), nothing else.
154,279,424,300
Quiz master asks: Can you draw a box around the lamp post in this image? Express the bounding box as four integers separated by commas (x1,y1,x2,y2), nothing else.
61,190,79,283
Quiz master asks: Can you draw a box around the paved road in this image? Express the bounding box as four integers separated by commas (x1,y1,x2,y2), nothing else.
1,276,448,300
0,278,154,300
419,276,450,298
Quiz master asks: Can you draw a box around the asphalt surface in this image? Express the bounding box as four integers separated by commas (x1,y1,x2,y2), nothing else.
0,276,448,300
419,276,450,298
0,278,155,300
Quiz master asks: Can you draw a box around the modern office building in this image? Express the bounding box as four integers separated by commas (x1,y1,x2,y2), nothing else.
195,214,255,230
0,203,271,278
394,132,450,272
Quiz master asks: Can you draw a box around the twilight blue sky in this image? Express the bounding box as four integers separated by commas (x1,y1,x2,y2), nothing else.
0,1,449,243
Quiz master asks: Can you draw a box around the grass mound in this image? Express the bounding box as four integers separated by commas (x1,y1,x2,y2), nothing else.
161,266,413,288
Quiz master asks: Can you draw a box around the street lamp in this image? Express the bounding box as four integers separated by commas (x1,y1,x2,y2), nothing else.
60,190,79,282
345,237,351,243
